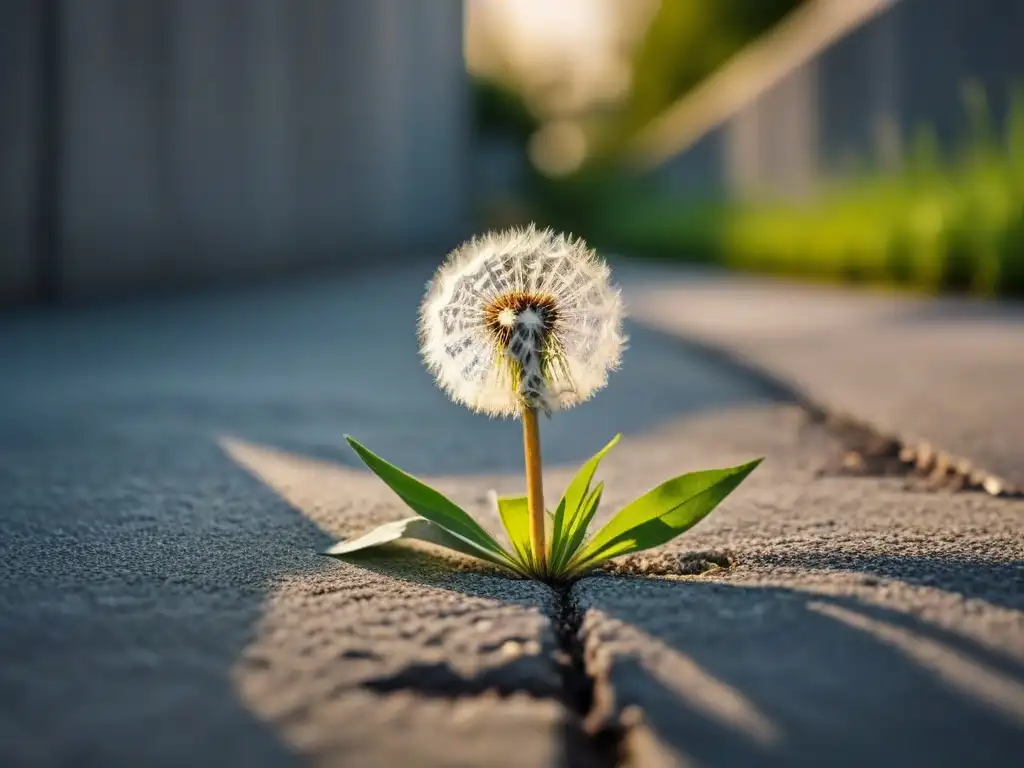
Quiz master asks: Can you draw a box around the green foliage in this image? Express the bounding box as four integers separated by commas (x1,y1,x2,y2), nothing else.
471,76,540,141
494,494,534,570
342,436,521,571
325,435,761,583
549,433,620,573
323,516,525,575
589,85,1024,298
469,0,806,214
622,0,804,140
570,460,762,569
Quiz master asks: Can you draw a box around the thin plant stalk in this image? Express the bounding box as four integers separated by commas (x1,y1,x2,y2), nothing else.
521,407,547,574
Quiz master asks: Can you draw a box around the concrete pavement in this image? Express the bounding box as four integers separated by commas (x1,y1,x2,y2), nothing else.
0,259,1021,766
615,261,1024,492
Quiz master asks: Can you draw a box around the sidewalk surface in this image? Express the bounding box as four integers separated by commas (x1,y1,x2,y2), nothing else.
615,260,1024,490
0,259,1021,767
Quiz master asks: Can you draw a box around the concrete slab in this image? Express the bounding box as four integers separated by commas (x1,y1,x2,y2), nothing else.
616,261,1024,490
2,260,1020,766
569,413,1023,767
0,415,570,767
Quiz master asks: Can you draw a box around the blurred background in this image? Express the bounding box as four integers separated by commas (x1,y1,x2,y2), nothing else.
2,0,1023,307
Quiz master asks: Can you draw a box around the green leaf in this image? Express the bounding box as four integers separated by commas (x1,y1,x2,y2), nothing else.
322,516,524,575
570,458,763,570
550,434,621,571
556,480,604,574
548,496,565,561
344,435,513,564
493,493,533,570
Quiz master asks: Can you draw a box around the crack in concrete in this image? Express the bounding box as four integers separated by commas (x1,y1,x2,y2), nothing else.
624,321,1021,499
353,552,743,764
597,550,738,579
810,409,1022,498
349,583,630,766
554,584,627,768
551,552,739,766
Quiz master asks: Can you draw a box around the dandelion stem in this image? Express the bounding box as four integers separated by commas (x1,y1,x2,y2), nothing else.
521,407,547,574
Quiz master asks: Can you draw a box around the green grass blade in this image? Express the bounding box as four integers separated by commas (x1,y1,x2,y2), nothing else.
571,459,762,570
556,481,604,573
344,435,511,561
493,493,533,570
322,516,525,575
550,434,621,571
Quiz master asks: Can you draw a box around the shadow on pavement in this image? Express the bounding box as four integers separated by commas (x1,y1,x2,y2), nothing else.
749,551,1024,612
200,319,794,475
568,575,1024,767
327,550,1024,767
0,266,795,477
0,434,331,766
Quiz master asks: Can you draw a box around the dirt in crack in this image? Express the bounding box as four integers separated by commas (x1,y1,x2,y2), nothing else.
554,584,625,768
596,549,736,578
809,409,1021,497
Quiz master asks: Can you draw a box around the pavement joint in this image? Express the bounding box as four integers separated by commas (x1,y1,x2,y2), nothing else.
639,325,1021,499
810,409,1023,498
617,261,1024,495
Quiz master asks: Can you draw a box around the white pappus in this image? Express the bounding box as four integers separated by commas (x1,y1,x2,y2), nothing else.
418,225,626,418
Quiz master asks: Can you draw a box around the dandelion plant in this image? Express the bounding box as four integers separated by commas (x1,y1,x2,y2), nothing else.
324,226,761,582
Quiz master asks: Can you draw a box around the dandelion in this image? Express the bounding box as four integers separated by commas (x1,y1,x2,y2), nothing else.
418,226,625,570
326,226,762,583
418,225,626,420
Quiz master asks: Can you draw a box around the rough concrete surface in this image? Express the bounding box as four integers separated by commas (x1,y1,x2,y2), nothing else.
616,260,1024,490
1,260,1022,767
572,451,1023,767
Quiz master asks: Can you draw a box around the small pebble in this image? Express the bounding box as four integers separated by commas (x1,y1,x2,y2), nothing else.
842,452,866,471
501,641,523,658
983,476,1006,497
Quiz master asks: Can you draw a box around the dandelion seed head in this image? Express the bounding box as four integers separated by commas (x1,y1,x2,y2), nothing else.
418,225,626,418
